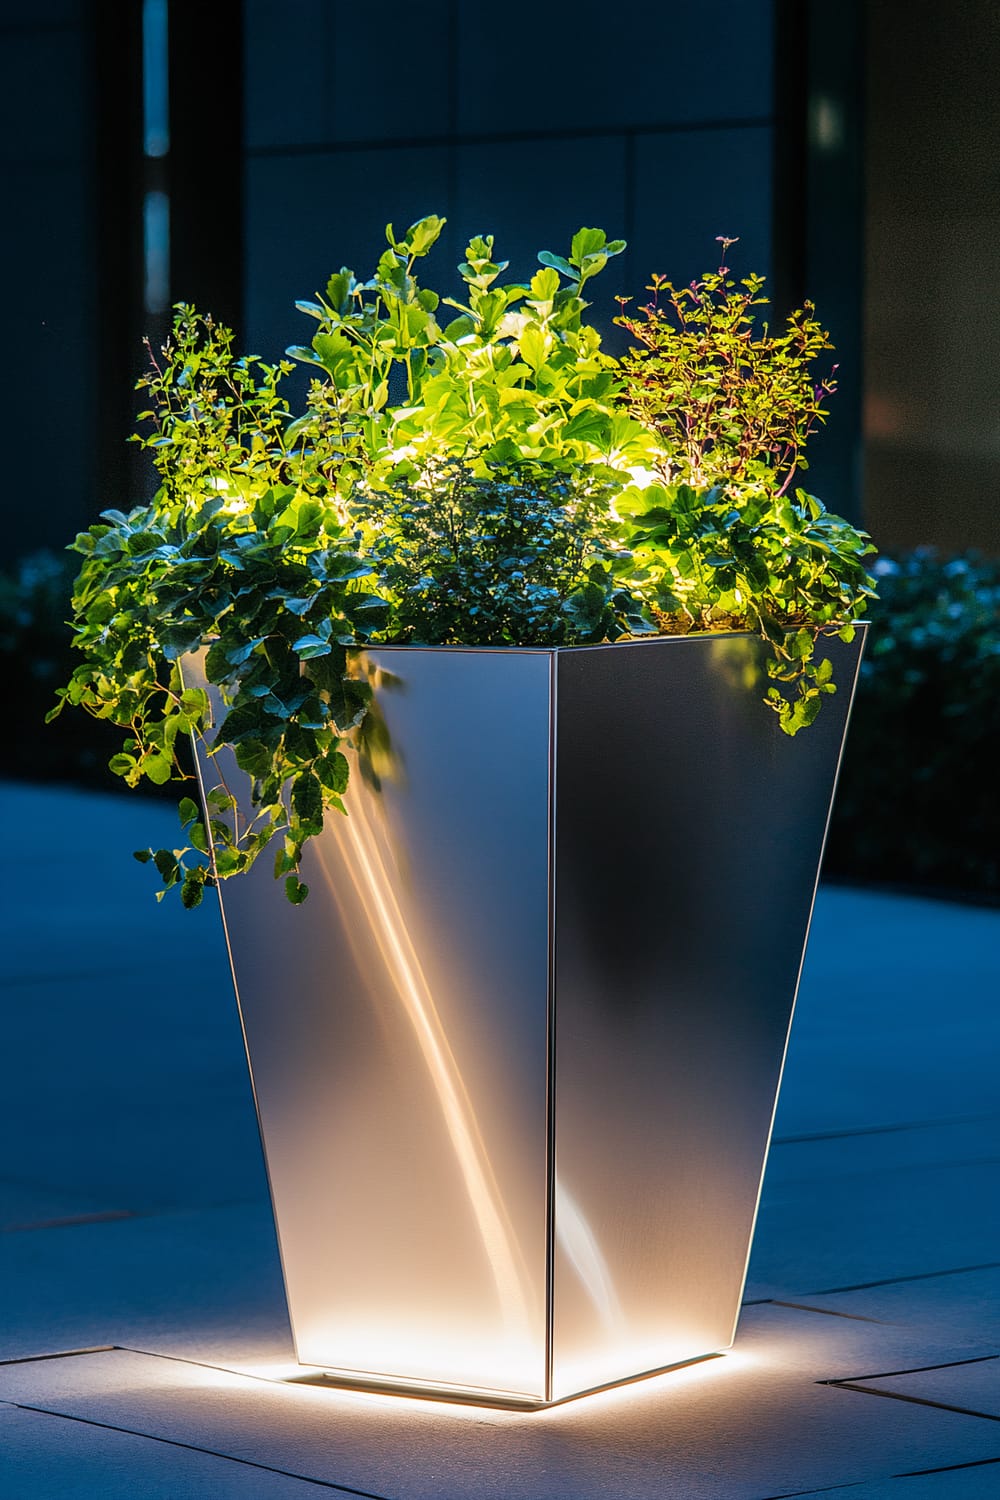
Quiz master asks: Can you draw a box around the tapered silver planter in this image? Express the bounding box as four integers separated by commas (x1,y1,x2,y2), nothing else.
192,630,865,1407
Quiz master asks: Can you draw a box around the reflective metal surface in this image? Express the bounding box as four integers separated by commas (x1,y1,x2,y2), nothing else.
196,648,555,1402
549,631,865,1400
191,629,865,1406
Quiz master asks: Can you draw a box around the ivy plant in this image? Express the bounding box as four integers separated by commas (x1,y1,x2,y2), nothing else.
51,216,875,905
47,310,391,907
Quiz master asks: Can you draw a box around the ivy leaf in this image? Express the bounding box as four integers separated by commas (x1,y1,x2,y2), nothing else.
160,624,203,660
144,752,173,785
226,637,267,667
180,688,209,718
282,595,317,616
204,637,234,681
292,634,333,659
310,654,372,731
234,739,273,778
316,749,350,794
291,771,324,834
217,702,265,742
153,848,180,885
178,796,200,827
206,786,236,811
189,821,210,854
330,675,371,730
285,875,310,904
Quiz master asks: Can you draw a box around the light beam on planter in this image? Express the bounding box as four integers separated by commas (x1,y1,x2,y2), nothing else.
317,783,540,1343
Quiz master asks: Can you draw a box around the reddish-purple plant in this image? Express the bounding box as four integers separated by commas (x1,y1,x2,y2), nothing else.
615,238,838,497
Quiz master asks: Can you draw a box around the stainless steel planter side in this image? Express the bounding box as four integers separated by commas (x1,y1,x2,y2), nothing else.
191,628,865,1407
549,630,865,1400
195,648,555,1403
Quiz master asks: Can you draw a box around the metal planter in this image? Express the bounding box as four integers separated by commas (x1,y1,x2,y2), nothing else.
192,629,865,1407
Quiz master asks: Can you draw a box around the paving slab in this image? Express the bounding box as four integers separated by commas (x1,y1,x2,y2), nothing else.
0,1178,130,1233
745,1156,1000,1301
834,1353,1000,1422
1,786,266,1220
751,1118,1000,1298
766,1117,1000,1183
0,1306,997,1500
783,1461,1000,1498
0,1199,290,1365
0,1400,366,1498
773,889,1000,1137
781,1266,1000,1348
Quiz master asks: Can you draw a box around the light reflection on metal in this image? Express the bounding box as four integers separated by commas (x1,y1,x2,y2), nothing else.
554,1178,623,1332
191,631,866,1407
314,783,538,1342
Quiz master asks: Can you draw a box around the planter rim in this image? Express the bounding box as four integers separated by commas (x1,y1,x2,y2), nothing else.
353,621,867,658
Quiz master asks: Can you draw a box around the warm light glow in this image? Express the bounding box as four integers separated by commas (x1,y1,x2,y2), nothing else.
231,1360,535,1416
547,1349,749,1414
223,1349,747,1414
287,1316,541,1398
551,1336,738,1405
310,781,540,1387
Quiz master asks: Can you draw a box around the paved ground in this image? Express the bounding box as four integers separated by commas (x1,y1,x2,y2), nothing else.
1,779,998,1499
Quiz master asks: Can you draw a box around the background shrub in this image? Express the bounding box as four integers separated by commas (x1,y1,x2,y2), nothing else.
824,550,1000,900
0,551,175,793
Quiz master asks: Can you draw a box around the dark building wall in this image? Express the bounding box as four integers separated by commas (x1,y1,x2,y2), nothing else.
5,1,882,560
864,0,1000,554
0,1,98,559
242,1,777,366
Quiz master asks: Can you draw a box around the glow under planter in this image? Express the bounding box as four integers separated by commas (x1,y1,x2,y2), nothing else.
192,629,865,1408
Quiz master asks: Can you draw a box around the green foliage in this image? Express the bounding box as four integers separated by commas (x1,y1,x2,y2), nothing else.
611,237,875,733
612,480,875,734
52,216,875,905
49,309,383,907
825,551,1000,897
615,238,837,494
361,461,640,646
283,218,640,490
